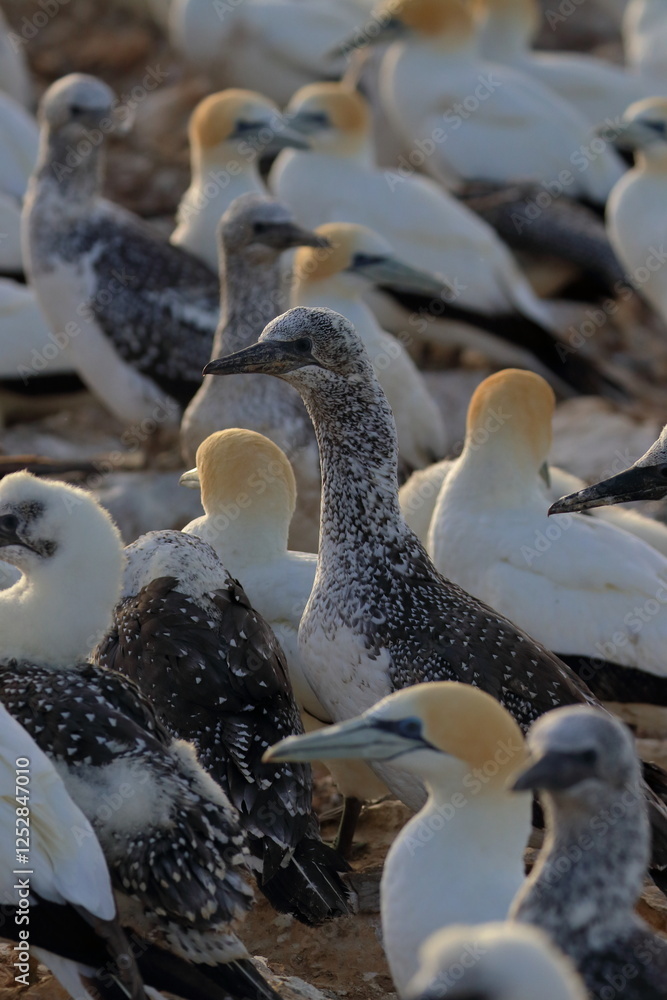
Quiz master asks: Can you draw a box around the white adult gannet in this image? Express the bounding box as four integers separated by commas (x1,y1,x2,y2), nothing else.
97,528,352,926
168,0,365,106
408,923,587,1000
623,0,667,87
181,194,325,552
0,703,147,1000
292,222,447,471
475,0,649,126
180,428,390,845
511,706,667,999
604,98,667,322
266,682,532,995
23,73,220,429
272,83,622,396
0,471,280,1000
171,89,308,270
364,0,626,203
428,371,667,696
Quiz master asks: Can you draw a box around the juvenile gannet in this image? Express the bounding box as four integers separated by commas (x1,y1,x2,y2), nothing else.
273,83,622,396
427,369,667,703
266,682,532,995
511,706,667,998
0,471,280,1000
171,89,308,270
180,429,389,842
292,222,447,471
96,528,352,925
0,702,147,1000
362,0,626,202
475,0,649,125
181,193,325,551
23,73,220,429
603,98,667,322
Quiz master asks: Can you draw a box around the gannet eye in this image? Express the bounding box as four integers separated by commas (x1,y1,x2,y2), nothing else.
657,465,667,479
0,514,19,534
574,748,598,767
293,337,313,354
396,718,423,739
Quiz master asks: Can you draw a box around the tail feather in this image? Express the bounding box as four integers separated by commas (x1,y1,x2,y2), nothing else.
138,947,280,1000
260,835,354,926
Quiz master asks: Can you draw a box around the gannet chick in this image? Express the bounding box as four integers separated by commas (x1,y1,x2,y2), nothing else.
475,0,648,126
180,429,389,845
0,471,280,1000
359,0,626,203
272,82,622,398
292,222,447,471
407,923,587,1000
511,706,667,998
603,98,667,323
428,369,667,704
96,528,352,925
22,73,220,429
171,89,308,270
182,193,325,552
0,703,147,1000
266,682,532,995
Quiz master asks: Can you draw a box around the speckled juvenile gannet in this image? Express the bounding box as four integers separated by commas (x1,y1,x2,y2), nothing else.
96,528,353,925
0,702,147,1000
180,429,389,844
0,471,280,1000
273,83,622,397
23,73,220,429
182,193,325,552
266,682,532,995
603,98,667,323
475,0,649,126
407,922,587,1000
362,0,626,203
292,222,447,471
511,706,667,999
171,89,308,271
427,369,667,704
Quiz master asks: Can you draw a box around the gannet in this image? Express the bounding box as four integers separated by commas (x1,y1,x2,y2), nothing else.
272,83,622,396
181,193,324,551
0,702,147,1000
475,0,649,125
168,0,367,106
171,89,308,271
511,706,667,998
23,73,220,429
0,91,38,274
623,0,667,87
407,923,587,1000
603,98,667,322
427,369,667,703
266,682,532,995
96,527,353,925
0,471,280,1000
292,222,447,471
363,0,626,202
180,429,389,846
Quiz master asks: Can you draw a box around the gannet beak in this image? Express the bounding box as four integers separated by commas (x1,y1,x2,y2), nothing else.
203,340,319,378
263,716,425,763
330,16,408,57
548,463,667,515
179,468,200,489
230,122,310,152
597,119,664,152
511,750,596,793
257,224,331,251
349,253,450,297
0,513,29,551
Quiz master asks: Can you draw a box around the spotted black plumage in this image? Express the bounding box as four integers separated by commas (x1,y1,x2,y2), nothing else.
96,530,351,925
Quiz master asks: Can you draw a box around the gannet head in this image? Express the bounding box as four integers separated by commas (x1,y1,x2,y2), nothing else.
407,923,587,1000
264,681,526,787
121,529,226,601
462,369,555,484
286,83,371,155
512,706,640,806
294,222,447,298
217,193,328,264
203,305,374,389
601,98,667,155
341,0,474,50
180,429,297,540
39,73,120,137
548,422,667,514
189,89,309,162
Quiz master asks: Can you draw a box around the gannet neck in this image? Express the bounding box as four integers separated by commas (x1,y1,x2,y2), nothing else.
633,147,667,173
295,272,364,306
193,140,259,181
33,129,104,201
476,0,537,58
214,246,287,358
